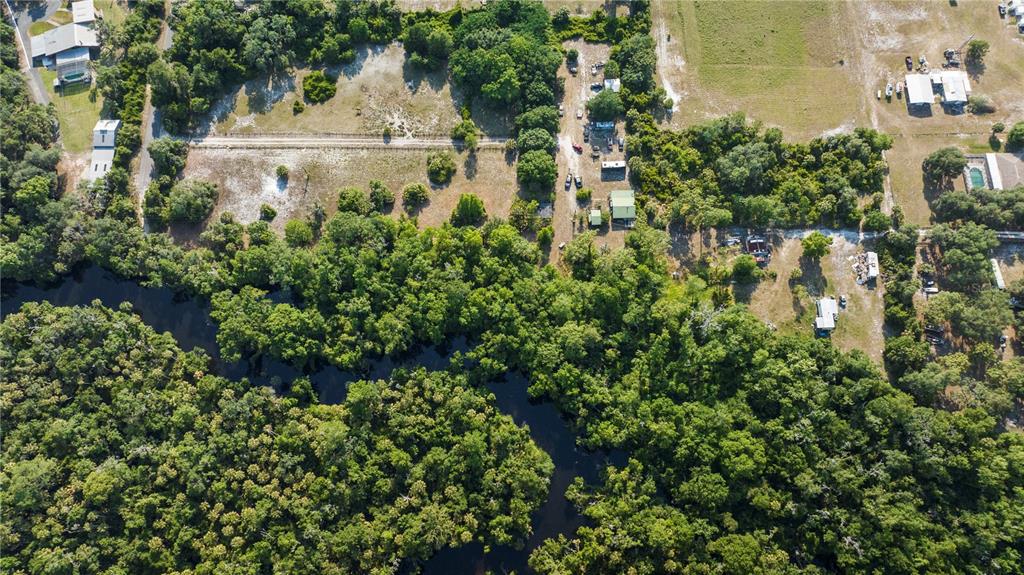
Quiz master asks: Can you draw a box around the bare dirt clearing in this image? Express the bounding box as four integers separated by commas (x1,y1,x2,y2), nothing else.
184,146,518,232
202,44,510,138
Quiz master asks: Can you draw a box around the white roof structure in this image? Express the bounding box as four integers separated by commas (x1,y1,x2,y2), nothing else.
941,71,971,103
986,153,1004,190
604,78,621,92
815,297,838,331
992,258,1006,290
905,74,933,105
866,251,879,279
34,24,98,58
72,0,96,24
601,160,626,169
89,147,115,179
93,119,121,147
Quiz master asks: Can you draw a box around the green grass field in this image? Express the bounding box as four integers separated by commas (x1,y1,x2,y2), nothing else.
50,9,73,25
94,0,126,26
41,69,105,154
660,0,865,139
29,20,55,36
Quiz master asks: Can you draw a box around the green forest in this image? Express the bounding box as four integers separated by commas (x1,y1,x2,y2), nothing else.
3,0,1024,573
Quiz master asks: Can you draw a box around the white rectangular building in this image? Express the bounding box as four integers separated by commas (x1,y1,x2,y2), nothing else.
992,258,1006,290
941,71,971,104
72,0,97,25
89,119,121,180
905,74,933,105
865,251,879,280
815,297,839,333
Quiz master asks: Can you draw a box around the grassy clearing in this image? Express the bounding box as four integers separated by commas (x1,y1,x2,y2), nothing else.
658,0,863,139
207,44,509,138
29,20,55,36
885,133,988,227
184,146,520,233
735,235,886,362
50,9,73,25
41,70,104,154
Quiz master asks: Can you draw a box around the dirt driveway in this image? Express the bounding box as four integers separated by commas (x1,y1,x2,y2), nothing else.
551,40,632,260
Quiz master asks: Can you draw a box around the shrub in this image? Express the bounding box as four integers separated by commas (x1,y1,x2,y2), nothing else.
337,186,371,215
516,150,557,192
167,180,218,223
1007,122,1024,151
575,187,592,202
732,254,761,283
992,122,1005,134
292,100,305,114
302,70,337,104
382,125,392,139
426,151,455,184
566,48,578,62
517,128,556,154
967,95,995,115
284,219,314,247
259,203,277,221
586,89,624,121
537,226,554,248
147,137,188,177
801,231,833,259
965,39,989,66
403,182,429,210
368,180,394,212
450,193,487,226
922,147,967,183
276,165,289,179
862,209,891,232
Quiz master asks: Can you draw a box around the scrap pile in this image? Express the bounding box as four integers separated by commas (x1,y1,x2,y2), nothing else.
849,251,880,285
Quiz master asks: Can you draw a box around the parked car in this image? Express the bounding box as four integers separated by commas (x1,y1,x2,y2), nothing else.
558,104,564,117
606,137,613,152
617,136,624,151
576,108,583,119
564,174,572,190
572,142,583,154
583,131,589,143
590,82,602,90
574,174,583,188
591,145,600,158
839,295,848,308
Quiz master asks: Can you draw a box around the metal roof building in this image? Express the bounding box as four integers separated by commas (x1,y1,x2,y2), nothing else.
815,297,838,332
89,120,121,180
32,24,98,59
609,189,636,221
72,0,97,25
904,74,933,105
589,209,603,227
865,251,879,280
941,71,971,103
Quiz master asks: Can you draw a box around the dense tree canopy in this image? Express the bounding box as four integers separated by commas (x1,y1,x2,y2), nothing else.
1,302,552,573
628,113,892,227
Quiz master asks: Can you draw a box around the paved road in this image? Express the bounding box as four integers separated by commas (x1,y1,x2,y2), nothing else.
7,0,61,105
188,134,510,150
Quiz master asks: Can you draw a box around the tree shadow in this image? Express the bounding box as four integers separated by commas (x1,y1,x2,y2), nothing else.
245,72,295,115
342,44,387,80
400,52,447,93
463,153,478,180
797,257,828,297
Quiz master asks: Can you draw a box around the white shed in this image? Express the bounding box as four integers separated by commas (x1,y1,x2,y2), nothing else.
815,297,839,332
904,74,933,105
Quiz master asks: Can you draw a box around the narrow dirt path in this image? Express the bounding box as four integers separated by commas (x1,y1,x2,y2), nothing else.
134,0,172,228
188,134,509,150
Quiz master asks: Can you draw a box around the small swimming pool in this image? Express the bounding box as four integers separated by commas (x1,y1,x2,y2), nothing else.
969,167,986,189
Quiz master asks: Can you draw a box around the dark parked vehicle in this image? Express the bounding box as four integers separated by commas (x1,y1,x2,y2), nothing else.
617,137,624,151
590,82,602,90
565,174,572,190
574,174,583,189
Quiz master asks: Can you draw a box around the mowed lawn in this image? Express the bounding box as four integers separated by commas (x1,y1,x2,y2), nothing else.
661,0,865,139
40,70,104,154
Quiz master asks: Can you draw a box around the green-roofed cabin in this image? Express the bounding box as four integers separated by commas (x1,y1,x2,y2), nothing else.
589,209,602,227
609,189,636,223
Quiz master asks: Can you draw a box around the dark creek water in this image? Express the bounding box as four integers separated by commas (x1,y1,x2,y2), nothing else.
1,266,624,575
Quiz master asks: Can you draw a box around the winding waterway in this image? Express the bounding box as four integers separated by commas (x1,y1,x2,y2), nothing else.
1,265,623,574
